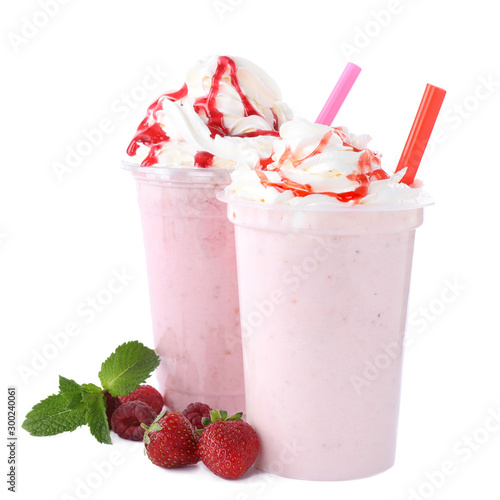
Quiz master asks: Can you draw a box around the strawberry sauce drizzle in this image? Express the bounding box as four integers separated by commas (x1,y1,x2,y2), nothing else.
126,84,188,166
332,126,363,152
194,56,280,139
127,56,279,167
256,129,389,204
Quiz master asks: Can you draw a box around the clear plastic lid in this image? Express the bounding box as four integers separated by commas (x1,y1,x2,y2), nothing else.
121,161,233,186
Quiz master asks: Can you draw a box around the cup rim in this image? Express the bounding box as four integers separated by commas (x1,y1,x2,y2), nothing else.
217,192,433,213
120,161,233,179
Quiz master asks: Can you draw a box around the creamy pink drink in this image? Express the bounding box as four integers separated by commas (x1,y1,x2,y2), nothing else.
124,166,242,412
222,118,431,480
123,56,292,413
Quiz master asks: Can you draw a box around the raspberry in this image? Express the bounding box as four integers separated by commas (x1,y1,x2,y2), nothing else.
182,402,212,431
104,392,122,427
111,401,156,441
119,385,164,415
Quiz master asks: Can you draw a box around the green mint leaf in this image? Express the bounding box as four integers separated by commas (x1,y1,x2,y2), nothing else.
59,376,85,411
59,376,81,397
22,393,86,437
81,383,102,394
66,395,86,411
81,390,111,445
98,341,160,397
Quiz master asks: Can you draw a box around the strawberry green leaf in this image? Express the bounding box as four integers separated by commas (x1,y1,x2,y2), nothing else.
209,410,222,422
201,417,212,428
226,412,243,421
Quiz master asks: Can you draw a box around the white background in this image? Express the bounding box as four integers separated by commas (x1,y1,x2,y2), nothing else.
2,0,499,498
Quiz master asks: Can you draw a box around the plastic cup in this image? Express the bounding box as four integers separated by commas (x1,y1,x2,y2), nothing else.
220,196,427,480
123,163,245,414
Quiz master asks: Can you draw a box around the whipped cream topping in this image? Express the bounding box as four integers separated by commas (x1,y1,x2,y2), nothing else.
225,117,429,207
126,55,293,169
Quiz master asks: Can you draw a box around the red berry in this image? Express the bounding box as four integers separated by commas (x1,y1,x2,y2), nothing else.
104,392,122,427
111,401,156,441
198,412,259,479
143,411,200,468
119,385,164,415
182,402,212,431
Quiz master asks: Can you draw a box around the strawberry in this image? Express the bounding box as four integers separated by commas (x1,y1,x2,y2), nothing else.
198,410,259,479
143,410,200,468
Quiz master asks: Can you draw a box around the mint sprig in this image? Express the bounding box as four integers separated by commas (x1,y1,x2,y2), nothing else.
22,341,160,444
99,341,160,397
59,376,85,411
82,390,111,445
21,392,87,436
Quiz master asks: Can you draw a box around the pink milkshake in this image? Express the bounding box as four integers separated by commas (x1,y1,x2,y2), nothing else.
123,56,292,413
124,166,242,412
222,117,431,480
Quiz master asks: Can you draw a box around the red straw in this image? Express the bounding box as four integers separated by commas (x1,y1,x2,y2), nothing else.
395,84,446,185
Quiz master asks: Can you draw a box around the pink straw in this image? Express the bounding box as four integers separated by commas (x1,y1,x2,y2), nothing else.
315,62,362,126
